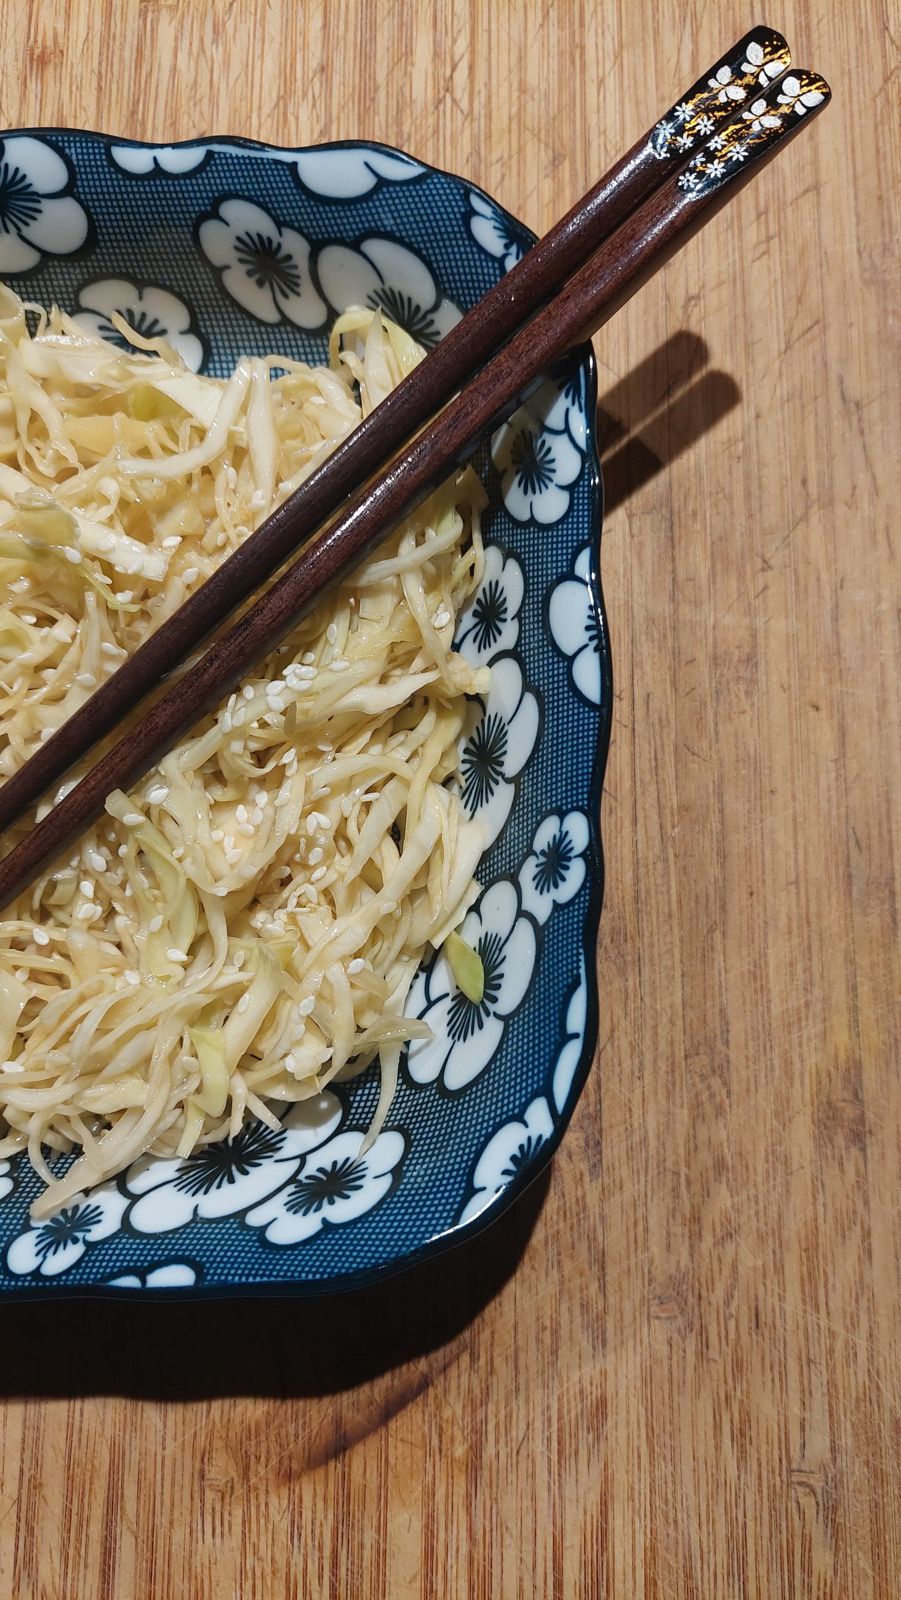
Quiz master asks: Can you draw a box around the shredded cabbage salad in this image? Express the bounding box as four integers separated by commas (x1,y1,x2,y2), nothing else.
0,281,489,1218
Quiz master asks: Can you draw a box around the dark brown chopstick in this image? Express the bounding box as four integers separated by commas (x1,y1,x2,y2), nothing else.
0,68,830,910
0,27,791,839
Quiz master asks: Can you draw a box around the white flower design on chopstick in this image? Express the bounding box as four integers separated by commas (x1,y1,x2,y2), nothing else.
454,545,524,665
245,1130,406,1245
706,65,747,104
518,810,590,925
74,277,205,370
458,656,540,847
458,1095,554,1223
122,1093,342,1234
406,880,537,1092
548,545,604,706
6,1185,128,1278
776,75,826,117
742,98,783,132
198,198,327,327
315,235,460,349
109,143,210,177
741,40,784,87
467,190,526,273
0,136,90,274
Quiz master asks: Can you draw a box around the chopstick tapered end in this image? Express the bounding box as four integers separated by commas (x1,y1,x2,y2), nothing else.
650,26,792,161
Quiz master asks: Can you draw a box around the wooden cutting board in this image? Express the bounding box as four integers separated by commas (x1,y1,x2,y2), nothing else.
0,1,896,1595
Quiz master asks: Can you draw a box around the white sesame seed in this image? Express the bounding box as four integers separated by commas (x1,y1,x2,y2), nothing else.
101,641,124,658
433,607,451,629
123,812,144,827
124,969,140,985
235,804,248,824
313,810,331,831
249,489,266,509
234,950,246,968
215,530,227,547
20,611,37,624
118,590,133,604
146,785,168,805
32,927,50,946
1,1060,24,1074
326,623,337,644
210,828,224,843
182,567,199,585
173,845,184,860
301,651,315,664
298,996,315,1017
225,465,238,489
86,849,106,871
117,844,128,858
267,679,286,697
162,535,181,549
310,865,327,883
39,728,53,742
251,807,264,827
149,914,163,932
329,658,349,672
63,547,82,565
284,1053,296,1072
75,903,96,921
307,846,323,866
166,947,188,963
236,993,250,1013
10,577,30,592
236,821,255,838
223,834,235,850
14,968,27,981
221,712,233,733
225,847,244,865
242,685,255,701
229,739,243,753
79,879,94,899
347,957,366,975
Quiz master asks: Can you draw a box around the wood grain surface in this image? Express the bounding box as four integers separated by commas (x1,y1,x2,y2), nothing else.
0,2,897,1596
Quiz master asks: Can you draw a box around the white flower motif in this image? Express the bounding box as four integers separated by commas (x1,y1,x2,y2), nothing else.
6,1185,128,1278
122,1092,342,1234
198,199,327,328
491,407,583,525
458,655,539,846
109,143,209,176
552,963,589,1114
406,879,537,1092
678,168,701,194
777,76,826,116
697,114,716,136
73,278,205,371
742,98,783,132
742,40,783,86
245,1129,406,1245
454,545,523,665
674,101,693,123
315,235,460,349
518,811,590,925
294,146,424,198
107,1261,200,1288
709,134,726,151
0,1158,14,1201
467,190,526,273
0,136,89,274
707,66,746,103
676,133,694,152
548,545,603,705
458,1096,554,1224
708,159,725,179
729,146,750,164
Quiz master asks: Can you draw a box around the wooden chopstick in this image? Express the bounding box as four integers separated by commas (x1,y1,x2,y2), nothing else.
0,26,791,841
0,66,830,910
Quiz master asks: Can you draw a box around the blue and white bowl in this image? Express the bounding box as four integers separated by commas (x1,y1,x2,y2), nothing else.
0,131,611,1295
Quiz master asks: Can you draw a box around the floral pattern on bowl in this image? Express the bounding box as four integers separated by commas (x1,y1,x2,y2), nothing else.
0,130,611,1295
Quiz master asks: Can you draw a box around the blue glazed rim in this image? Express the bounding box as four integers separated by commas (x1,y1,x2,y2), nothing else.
0,131,612,1298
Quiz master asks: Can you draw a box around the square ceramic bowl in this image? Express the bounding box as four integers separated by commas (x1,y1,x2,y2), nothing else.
0,131,610,1295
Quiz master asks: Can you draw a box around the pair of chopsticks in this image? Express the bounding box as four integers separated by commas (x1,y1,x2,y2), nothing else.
0,28,829,910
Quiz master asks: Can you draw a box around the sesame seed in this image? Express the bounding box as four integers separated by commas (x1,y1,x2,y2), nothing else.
225,466,238,489
310,865,327,883
267,679,286,697
10,577,30,592
223,834,235,850
308,847,323,865
123,812,144,826
1,1060,24,1074
124,969,140,985
166,947,188,963
20,611,37,625
79,879,94,899
298,996,315,1017
86,849,106,871
118,590,133,603
251,807,264,827
301,651,315,664
242,685,254,701
433,607,451,628
63,547,82,564
284,1053,296,1071
162,535,181,549
236,993,250,1013
101,642,124,658
39,728,53,742
182,567,199,585
14,968,27,981
221,713,233,733
230,739,243,753
32,927,50,946
235,804,248,824
210,829,224,843
75,903,97,921
149,914,163,932
215,531,227,547
249,489,266,509
347,957,366,975
234,950,246,968
236,821,255,838
329,658,349,672
326,623,337,644
226,847,244,865
117,844,128,858
146,785,168,805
